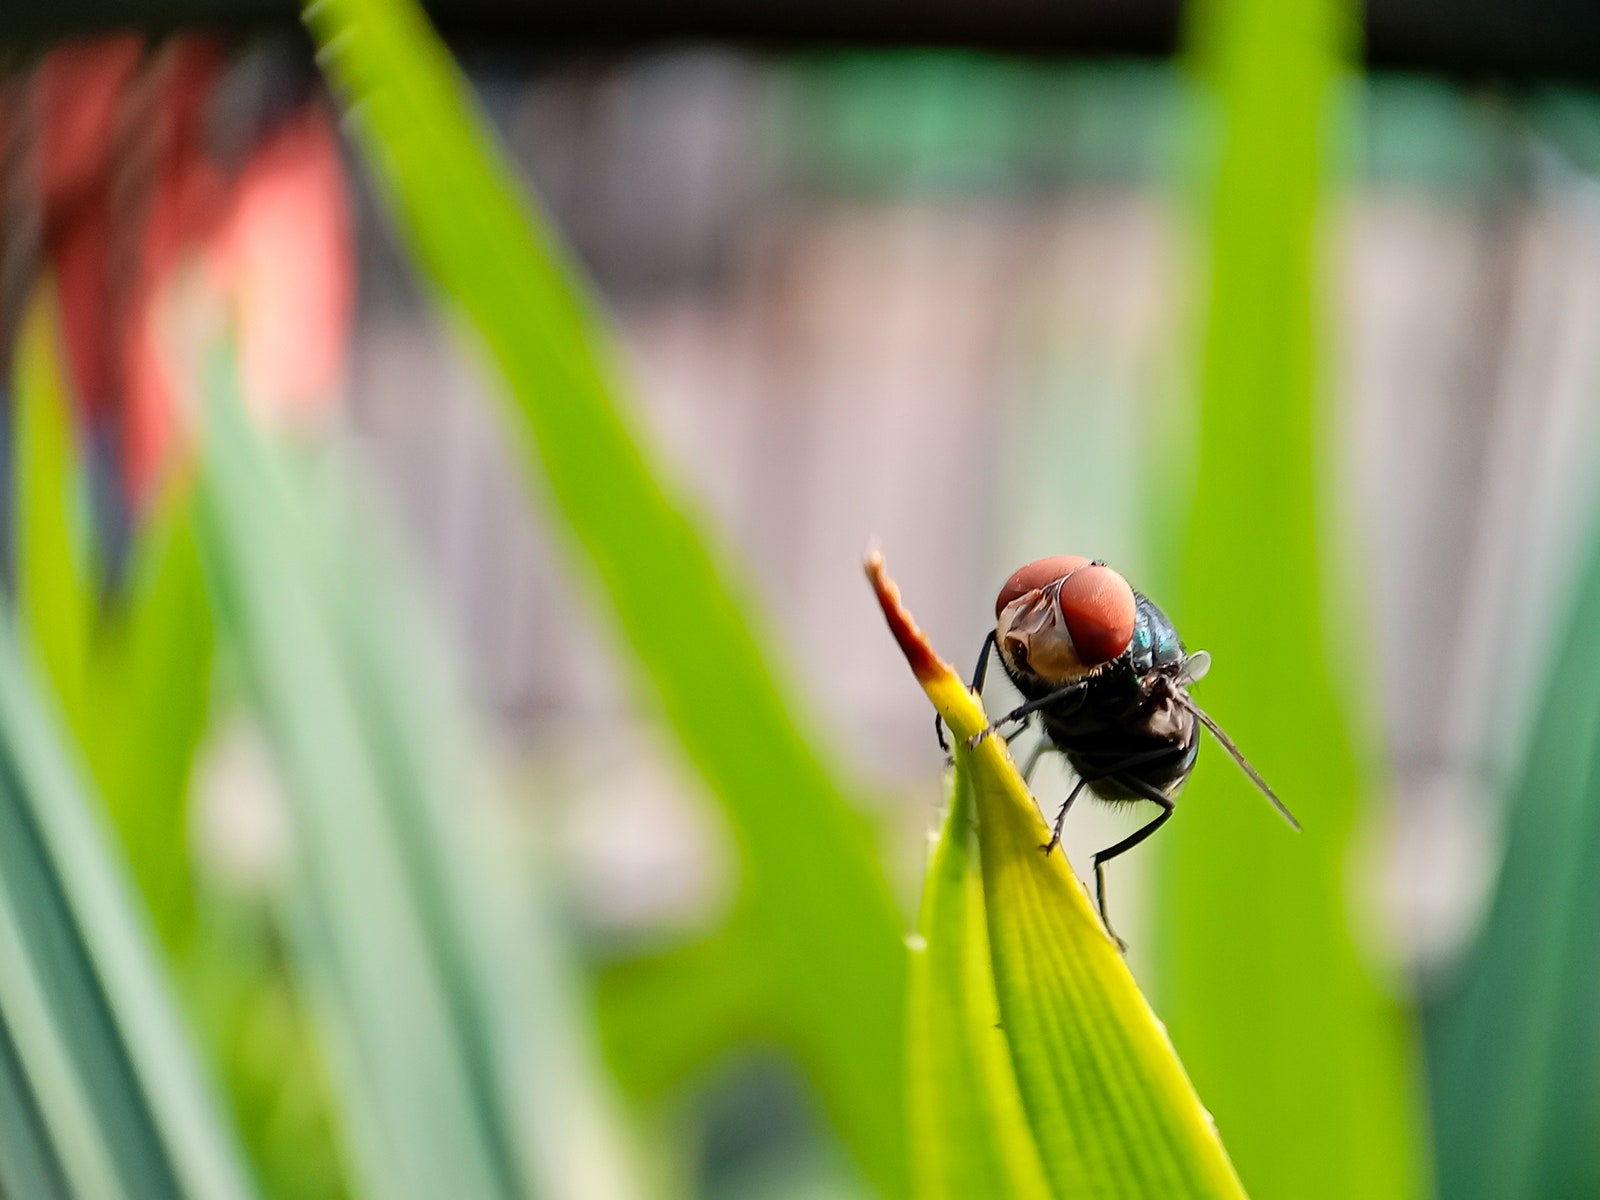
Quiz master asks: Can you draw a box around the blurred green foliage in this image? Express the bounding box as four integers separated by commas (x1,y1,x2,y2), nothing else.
14,293,348,1200
1428,511,1600,1196
306,0,910,1193
5,0,1597,1195
196,357,621,1200
0,299,256,1200
1160,0,1429,1197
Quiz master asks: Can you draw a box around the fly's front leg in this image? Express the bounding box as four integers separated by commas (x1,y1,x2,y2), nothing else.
936,630,997,758
967,681,1086,748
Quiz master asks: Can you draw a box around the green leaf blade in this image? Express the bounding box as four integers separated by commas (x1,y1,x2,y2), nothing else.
0,1006,72,1200
909,760,1052,1200
0,623,257,1200
306,1,910,1192
1428,512,1600,1199
14,294,94,739
1162,0,1431,1195
198,357,645,1200
196,375,526,1200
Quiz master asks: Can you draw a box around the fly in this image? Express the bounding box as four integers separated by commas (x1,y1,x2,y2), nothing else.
938,555,1299,947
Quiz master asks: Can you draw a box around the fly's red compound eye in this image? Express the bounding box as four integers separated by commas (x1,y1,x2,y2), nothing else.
994,555,1092,618
1055,564,1136,666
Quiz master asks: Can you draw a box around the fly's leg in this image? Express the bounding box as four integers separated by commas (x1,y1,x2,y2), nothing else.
1041,775,1091,855
969,630,997,695
967,681,1087,748
1018,734,1048,783
1036,744,1184,858
1091,775,1177,952
937,631,998,757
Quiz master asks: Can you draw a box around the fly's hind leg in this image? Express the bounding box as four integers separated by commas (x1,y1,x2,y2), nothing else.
1038,743,1183,862
1018,734,1048,784
1090,775,1176,952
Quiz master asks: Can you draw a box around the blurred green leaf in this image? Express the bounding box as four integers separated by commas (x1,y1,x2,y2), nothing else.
197,358,639,1200
14,292,93,736
1428,510,1600,1198
870,555,1244,1199
306,0,909,1193
0,1005,71,1200
908,757,1052,1200
594,923,767,1104
185,893,350,1200
1161,0,1428,1196
0,603,255,1200
81,497,212,951
14,294,344,1200
15,287,212,953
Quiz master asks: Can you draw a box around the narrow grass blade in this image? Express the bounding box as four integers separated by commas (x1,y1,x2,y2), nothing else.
305,2,909,1192
77,499,212,953
2,291,255,1200
1161,0,1430,1195
869,553,1244,1199
908,753,1052,1200
0,1007,71,1200
197,371,525,1200
13,295,339,1200
1428,510,1600,1198
0,623,256,1200
13,292,93,734
15,288,212,945
198,356,640,1200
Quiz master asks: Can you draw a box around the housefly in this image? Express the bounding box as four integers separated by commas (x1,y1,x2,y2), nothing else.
939,555,1299,945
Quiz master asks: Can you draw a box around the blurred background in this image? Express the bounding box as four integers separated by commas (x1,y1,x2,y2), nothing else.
1,1,1600,1198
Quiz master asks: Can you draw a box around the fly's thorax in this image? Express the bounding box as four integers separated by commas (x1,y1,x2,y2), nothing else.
1038,660,1196,746
1128,592,1187,675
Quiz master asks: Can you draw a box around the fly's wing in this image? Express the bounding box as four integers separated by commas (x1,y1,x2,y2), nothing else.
1176,691,1301,831
1176,650,1211,686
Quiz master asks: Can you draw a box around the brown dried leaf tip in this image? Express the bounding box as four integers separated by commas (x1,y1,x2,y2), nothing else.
864,547,946,685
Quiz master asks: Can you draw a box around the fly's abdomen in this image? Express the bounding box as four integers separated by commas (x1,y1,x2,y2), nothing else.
1064,734,1198,802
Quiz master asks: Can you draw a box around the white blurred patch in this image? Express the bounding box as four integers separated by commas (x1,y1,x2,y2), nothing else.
554,720,737,932
1361,768,1498,978
190,717,294,894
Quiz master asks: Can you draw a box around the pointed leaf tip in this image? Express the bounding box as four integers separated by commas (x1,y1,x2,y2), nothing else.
865,550,943,686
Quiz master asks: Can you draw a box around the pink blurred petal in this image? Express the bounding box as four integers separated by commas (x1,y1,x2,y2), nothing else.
207,102,352,429
34,36,143,424
120,37,227,506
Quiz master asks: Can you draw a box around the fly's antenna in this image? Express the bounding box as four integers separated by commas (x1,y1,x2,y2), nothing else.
1176,693,1302,832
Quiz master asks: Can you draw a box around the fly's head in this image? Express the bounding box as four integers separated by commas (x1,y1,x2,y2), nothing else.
994,557,1137,688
